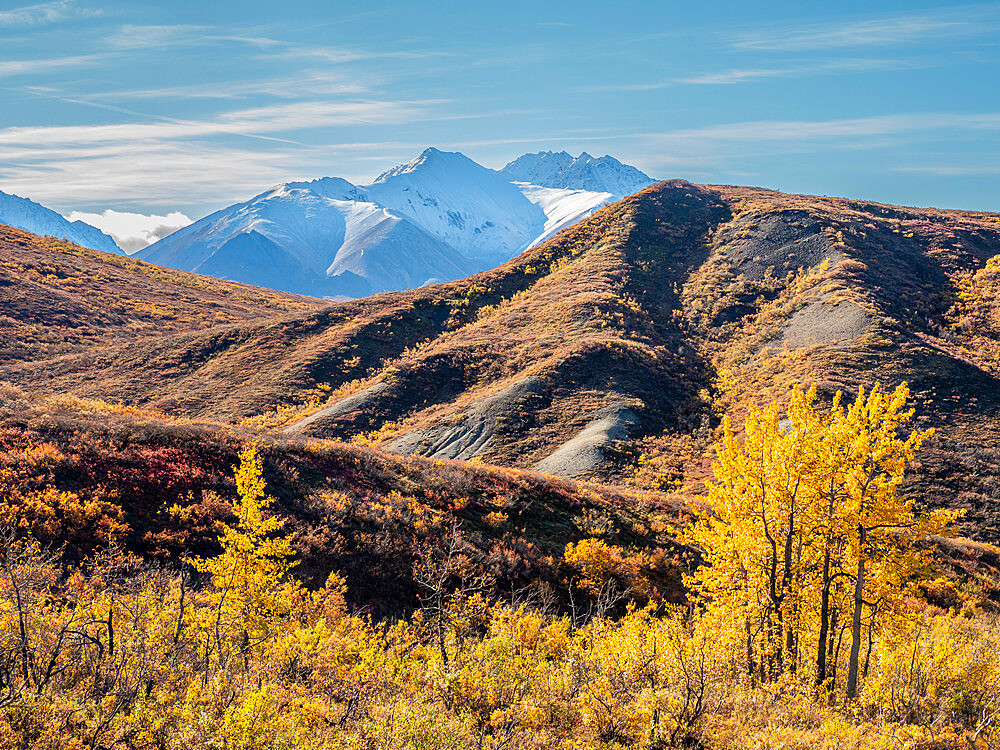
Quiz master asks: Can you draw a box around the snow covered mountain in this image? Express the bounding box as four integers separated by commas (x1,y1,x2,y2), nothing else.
0,189,122,255
141,148,652,299
500,151,655,196
139,176,475,298
365,149,547,265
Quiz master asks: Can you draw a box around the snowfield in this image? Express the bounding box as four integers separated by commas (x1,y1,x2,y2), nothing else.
516,183,614,248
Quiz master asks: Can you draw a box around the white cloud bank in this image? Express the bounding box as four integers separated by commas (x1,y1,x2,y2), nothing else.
68,209,192,253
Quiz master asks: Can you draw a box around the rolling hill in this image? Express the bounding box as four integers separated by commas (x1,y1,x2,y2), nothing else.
0,223,326,364
0,384,683,615
3,180,1000,541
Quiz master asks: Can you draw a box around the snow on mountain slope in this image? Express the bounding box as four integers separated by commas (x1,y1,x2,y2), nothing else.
140,179,474,298
517,183,614,247
140,148,650,299
364,148,546,265
362,148,622,265
326,202,473,291
501,151,655,197
0,189,122,255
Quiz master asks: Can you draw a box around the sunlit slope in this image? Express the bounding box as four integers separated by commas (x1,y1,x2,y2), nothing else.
0,223,326,363
0,386,682,615
3,183,1000,537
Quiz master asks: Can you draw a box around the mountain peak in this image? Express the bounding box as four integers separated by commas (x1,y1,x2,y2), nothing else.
372,147,475,183
500,151,654,197
364,148,553,263
283,176,364,201
0,189,122,255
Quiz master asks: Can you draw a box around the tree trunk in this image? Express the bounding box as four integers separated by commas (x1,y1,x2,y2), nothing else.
437,595,449,668
828,606,839,688
782,506,795,672
816,546,832,687
845,525,866,700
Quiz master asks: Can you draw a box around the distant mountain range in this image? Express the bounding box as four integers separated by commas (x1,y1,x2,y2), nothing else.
0,189,122,255
500,150,654,195
0,150,654,299
137,149,655,298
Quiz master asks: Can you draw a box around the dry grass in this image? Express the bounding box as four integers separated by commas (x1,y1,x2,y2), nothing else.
0,223,326,363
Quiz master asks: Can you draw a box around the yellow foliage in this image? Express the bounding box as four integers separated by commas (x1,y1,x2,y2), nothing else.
0,428,997,749
682,382,956,696
564,538,630,594
191,444,300,652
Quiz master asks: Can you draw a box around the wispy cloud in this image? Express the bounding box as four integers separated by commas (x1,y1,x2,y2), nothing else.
578,81,675,93
580,57,927,91
100,23,449,65
0,141,311,211
83,72,371,101
894,165,1000,176
101,24,313,54
263,45,378,64
0,0,99,27
0,136,465,213
103,24,211,50
577,113,1000,179
0,53,105,78
731,4,1000,51
266,44,454,64
0,97,447,209
0,99,431,147
678,57,927,85
636,112,1000,145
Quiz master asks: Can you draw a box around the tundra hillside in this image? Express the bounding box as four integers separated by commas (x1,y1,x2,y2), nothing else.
4,182,1000,539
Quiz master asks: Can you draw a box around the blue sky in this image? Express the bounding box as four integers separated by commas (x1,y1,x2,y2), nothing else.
1,0,999,239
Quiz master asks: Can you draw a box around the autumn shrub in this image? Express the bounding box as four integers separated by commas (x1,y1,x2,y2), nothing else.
2,432,1000,749
860,611,1000,729
0,442,127,549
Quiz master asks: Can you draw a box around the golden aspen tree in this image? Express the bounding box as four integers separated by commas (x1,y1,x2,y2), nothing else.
192,444,298,668
681,385,826,682
683,382,955,698
828,383,952,699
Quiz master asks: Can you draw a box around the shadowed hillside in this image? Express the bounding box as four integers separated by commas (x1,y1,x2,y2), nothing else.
3,182,1000,539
